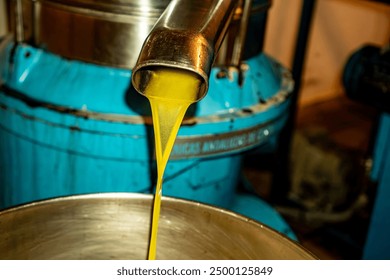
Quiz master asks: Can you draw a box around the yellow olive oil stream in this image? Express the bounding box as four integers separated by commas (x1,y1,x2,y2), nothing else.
143,68,201,260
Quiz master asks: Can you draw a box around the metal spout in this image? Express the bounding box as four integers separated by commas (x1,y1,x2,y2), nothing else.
131,0,239,101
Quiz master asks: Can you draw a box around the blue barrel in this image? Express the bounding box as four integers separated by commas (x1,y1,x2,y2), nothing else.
0,40,295,238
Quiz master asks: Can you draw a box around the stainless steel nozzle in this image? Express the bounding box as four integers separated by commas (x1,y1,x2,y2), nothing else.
131,0,239,101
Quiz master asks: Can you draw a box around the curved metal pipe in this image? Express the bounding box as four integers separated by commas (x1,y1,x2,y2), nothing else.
131,0,239,101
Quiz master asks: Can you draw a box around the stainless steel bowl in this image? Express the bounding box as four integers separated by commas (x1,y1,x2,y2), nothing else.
0,193,316,260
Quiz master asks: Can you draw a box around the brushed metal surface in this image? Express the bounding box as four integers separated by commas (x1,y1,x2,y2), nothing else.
131,0,238,101
8,0,270,69
0,193,316,260
34,0,170,68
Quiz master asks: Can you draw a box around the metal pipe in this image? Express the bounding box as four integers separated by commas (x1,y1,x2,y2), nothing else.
231,0,252,67
14,0,24,42
270,0,317,203
131,0,239,101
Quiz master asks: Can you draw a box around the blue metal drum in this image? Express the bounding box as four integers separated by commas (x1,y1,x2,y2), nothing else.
0,39,292,207
364,113,390,259
0,0,296,241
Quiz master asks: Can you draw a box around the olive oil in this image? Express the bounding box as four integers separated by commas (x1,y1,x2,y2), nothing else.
143,68,201,260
